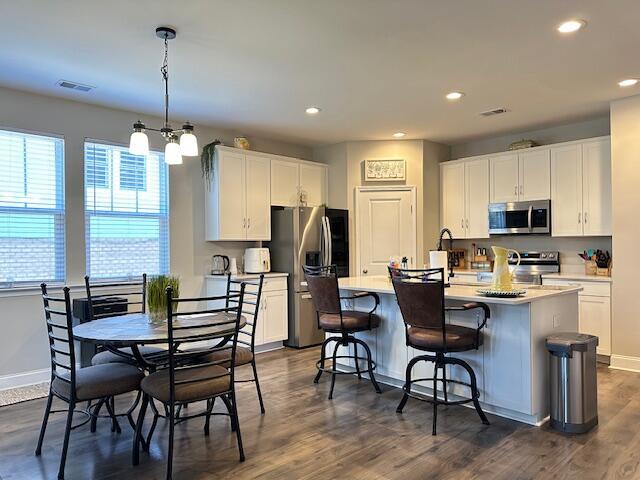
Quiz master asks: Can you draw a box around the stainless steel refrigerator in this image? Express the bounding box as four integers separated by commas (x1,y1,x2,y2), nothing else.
268,206,349,348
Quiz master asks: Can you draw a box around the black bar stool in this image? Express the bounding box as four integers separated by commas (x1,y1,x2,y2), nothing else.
303,265,382,399
390,267,491,435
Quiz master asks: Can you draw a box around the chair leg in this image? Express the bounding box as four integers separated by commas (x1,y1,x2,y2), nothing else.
397,359,415,414
314,337,333,384
57,400,75,480
449,357,490,426
353,342,362,379
35,391,53,455
229,391,245,462
90,398,104,433
132,394,148,466
204,398,216,436
145,411,159,451
166,402,175,480
441,363,449,403
221,395,236,432
355,338,382,394
432,360,439,436
251,359,266,414
105,397,121,434
328,341,340,400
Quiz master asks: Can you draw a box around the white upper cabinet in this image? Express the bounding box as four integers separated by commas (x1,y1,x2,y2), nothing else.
490,153,519,203
440,161,466,238
490,150,550,203
206,147,271,241
270,159,300,207
441,157,489,239
582,138,612,236
299,163,327,206
245,153,271,240
464,158,490,238
551,144,583,237
518,149,550,201
551,138,611,237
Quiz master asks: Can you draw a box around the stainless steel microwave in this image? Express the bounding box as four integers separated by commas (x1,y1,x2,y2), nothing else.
488,200,551,235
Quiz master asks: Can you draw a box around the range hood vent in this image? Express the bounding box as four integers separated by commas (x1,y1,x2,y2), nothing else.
56,80,94,92
480,107,509,117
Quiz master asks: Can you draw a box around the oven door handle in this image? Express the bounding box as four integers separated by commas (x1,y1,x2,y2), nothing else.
527,205,533,232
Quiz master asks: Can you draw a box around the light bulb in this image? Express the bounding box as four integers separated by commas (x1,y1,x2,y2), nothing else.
165,139,182,165
180,131,199,156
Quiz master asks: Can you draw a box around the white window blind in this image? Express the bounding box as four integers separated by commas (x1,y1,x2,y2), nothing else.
0,129,65,287
85,141,169,279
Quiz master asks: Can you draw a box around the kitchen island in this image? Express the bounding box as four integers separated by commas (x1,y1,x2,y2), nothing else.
333,276,581,425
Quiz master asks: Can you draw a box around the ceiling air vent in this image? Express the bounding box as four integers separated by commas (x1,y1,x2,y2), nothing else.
56,80,94,92
479,107,509,117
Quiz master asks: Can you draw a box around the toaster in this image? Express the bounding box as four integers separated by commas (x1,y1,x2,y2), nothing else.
244,248,271,274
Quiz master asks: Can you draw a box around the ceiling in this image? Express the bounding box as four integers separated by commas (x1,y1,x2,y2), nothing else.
1,0,639,147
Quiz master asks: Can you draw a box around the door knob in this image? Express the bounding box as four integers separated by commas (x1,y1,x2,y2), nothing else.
362,269,368,274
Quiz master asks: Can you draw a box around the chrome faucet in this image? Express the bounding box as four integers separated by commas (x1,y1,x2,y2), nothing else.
437,228,455,281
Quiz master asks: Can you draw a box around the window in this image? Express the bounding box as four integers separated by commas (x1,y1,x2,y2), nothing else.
84,141,169,279
119,152,146,191
0,129,65,286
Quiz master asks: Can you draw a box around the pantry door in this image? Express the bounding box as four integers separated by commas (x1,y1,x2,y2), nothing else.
356,187,416,276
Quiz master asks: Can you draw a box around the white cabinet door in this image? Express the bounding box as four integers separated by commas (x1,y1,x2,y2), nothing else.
579,295,611,356
217,150,246,240
519,149,550,201
262,290,288,343
245,154,271,240
270,159,299,206
464,158,489,238
582,139,612,236
441,162,466,238
490,153,519,203
299,163,326,206
551,144,583,236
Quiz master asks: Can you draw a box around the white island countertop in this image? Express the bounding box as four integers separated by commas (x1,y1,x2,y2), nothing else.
338,275,582,305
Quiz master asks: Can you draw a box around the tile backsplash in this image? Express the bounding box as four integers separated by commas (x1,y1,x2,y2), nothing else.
451,236,612,274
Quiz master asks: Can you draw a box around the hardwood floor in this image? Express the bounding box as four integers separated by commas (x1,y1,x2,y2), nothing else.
2,347,640,480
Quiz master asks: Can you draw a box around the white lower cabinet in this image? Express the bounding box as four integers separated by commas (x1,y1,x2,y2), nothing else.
542,277,611,356
205,275,289,347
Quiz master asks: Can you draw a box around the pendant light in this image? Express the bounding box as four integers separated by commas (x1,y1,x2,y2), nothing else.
128,27,198,164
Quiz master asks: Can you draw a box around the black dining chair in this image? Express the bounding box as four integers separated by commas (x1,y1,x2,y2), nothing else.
133,284,247,480
197,273,266,413
36,284,144,480
85,274,166,366
390,267,490,435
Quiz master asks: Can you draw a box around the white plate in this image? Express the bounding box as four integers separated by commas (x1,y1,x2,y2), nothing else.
476,288,527,298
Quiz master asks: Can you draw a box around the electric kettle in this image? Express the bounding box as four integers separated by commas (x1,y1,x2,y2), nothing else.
211,255,230,275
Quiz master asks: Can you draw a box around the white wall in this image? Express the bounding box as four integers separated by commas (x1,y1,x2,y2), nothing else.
0,86,312,385
609,94,640,371
450,116,610,159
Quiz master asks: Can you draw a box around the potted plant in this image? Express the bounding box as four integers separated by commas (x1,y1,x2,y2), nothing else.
201,140,221,188
147,275,180,322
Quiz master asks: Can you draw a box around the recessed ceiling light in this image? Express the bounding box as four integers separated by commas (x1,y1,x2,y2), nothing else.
305,106,321,115
446,91,464,100
557,19,586,33
618,78,638,87
392,132,406,138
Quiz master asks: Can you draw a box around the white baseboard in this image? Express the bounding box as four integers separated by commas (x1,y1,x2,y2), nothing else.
609,354,640,372
255,341,284,354
0,368,50,391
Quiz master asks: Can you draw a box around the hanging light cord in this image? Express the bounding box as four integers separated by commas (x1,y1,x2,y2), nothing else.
161,34,170,129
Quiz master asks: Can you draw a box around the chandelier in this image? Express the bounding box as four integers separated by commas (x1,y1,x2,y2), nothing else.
129,26,198,165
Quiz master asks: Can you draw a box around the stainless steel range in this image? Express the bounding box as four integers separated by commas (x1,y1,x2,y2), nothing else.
477,251,560,285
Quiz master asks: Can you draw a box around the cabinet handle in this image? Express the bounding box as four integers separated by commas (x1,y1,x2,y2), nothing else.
466,218,469,228
243,218,246,228
520,185,523,195
584,212,588,223
578,212,581,224
247,217,251,229
514,185,518,195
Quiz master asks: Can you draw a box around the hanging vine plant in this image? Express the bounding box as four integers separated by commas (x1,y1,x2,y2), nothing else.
201,140,221,188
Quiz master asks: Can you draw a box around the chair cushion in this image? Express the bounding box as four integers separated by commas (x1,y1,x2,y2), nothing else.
407,325,482,352
141,365,231,403
52,364,144,401
319,311,380,332
91,346,167,366
199,346,253,368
